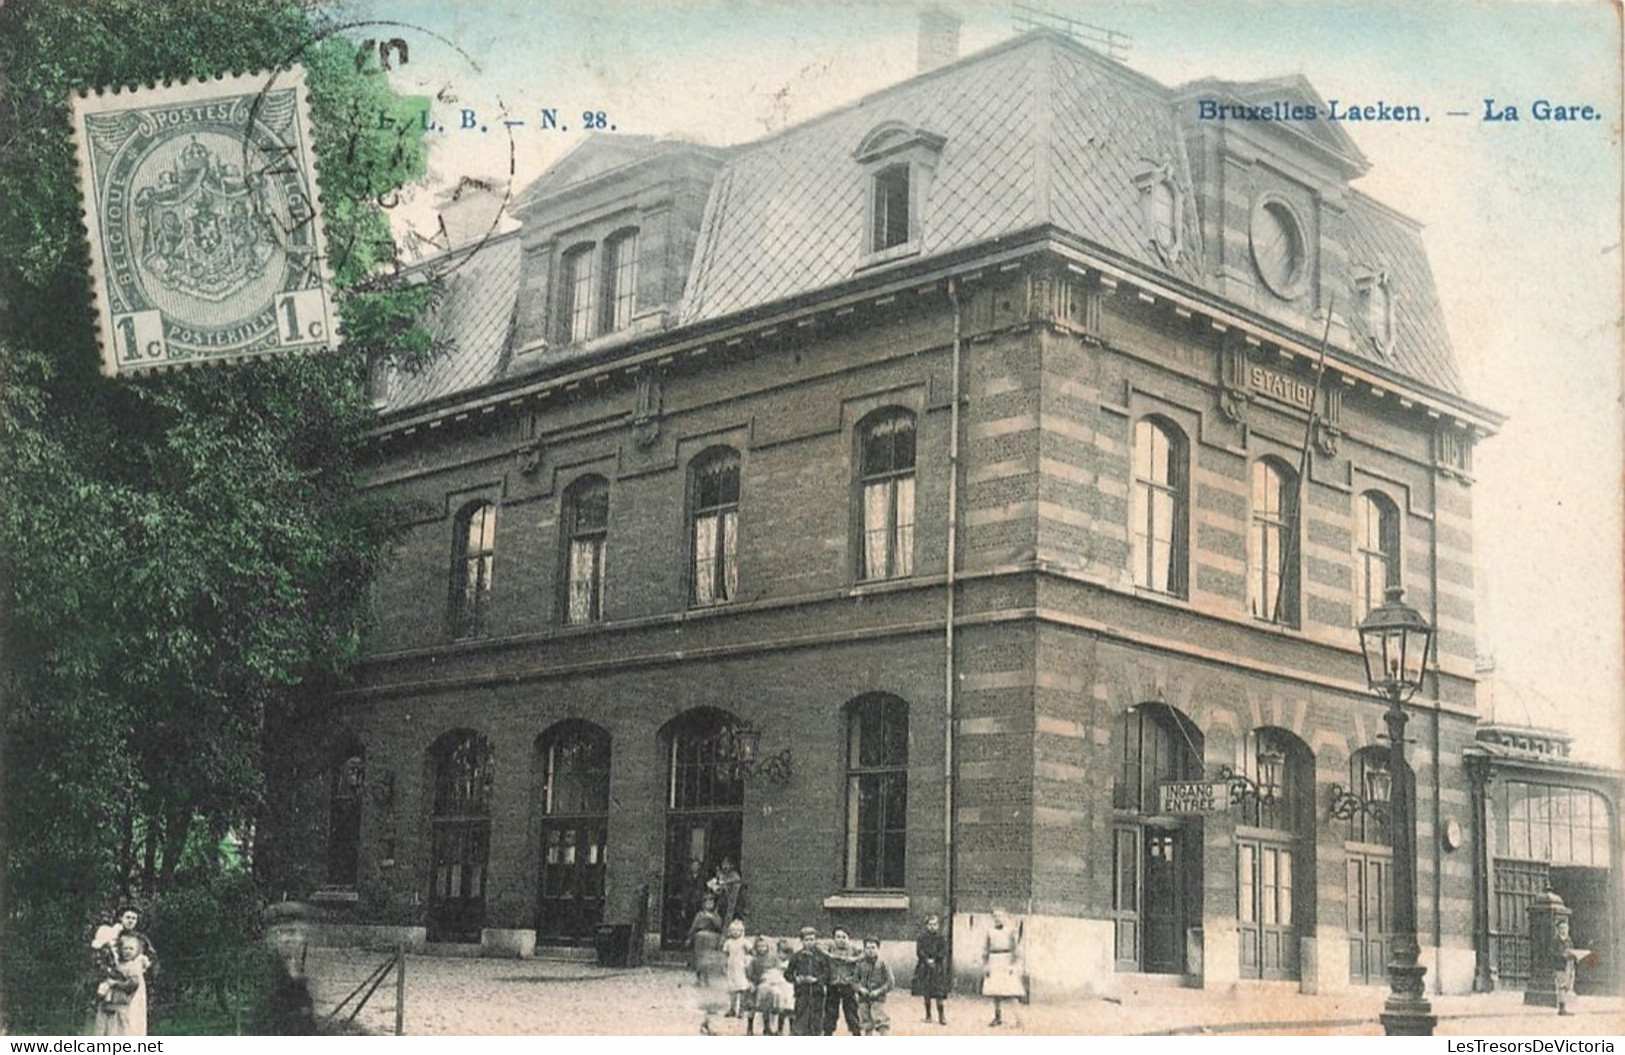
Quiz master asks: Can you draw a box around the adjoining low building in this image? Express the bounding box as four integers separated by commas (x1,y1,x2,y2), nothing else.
255,27,1619,999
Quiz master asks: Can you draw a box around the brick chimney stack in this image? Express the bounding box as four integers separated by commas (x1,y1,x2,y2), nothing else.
917,7,961,73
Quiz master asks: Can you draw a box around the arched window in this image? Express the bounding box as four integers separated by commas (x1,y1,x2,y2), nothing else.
450,501,496,638
561,242,597,343
600,228,639,333
1114,703,1204,812
1345,746,1392,845
563,475,609,625
858,410,916,581
1355,492,1400,618
1132,418,1187,595
1249,459,1298,625
690,448,740,607
846,694,908,889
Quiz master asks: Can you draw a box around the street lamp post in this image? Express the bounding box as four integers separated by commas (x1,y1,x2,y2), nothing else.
1357,586,1438,1037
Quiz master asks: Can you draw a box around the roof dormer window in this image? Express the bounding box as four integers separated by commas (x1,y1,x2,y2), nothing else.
855,122,945,265
1133,162,1184,265
561,242,597,343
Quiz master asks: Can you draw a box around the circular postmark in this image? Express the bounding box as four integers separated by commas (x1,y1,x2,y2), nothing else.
246,19,519,289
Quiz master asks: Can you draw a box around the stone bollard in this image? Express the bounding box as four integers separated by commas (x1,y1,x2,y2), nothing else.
1523,889,1572,1007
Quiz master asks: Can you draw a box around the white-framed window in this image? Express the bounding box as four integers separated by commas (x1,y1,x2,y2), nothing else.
451,501,496,638
1249,459,1298,625
689,448,740,607
845,693,908,889
561,242,597,343
563,475,609,625
1131,417,1187,595
858,410,916,581
1354,491,1400,619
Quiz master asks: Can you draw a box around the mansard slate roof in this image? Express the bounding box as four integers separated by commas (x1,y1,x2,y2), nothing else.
386,230,522,409
386,29,1470,415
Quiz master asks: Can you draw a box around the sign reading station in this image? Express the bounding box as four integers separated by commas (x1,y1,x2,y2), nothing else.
1159,780,1232,815
71,67,338,376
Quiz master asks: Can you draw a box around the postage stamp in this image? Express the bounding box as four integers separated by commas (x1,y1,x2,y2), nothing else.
70,67,338,377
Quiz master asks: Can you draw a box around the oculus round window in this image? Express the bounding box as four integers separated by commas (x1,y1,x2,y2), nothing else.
1250,199,1307,298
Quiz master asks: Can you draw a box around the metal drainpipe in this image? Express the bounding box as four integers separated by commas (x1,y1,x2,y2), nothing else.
945,278,964,956
1430,450,1444,992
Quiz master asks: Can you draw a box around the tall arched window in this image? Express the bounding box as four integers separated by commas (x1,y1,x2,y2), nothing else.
1249,459,1298,625
563,475,609,625
1132,417,1187,595
428,729,493,943
690,448,740,607
1355,491,1401,618
846,694,908,889
858,410,916,581
601,228,639,333
561,243,597,343
450,501,496,638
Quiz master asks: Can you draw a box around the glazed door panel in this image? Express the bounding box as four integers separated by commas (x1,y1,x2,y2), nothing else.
428,821,488,943
537,820,607,944
1346,851,1391,986
1238,838,1299,980
1143,831,1182,973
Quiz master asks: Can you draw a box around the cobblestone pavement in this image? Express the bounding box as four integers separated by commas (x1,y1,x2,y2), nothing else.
305,949,1623,1037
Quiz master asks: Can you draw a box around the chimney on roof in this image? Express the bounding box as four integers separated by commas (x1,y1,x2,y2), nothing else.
436,176,507,249
917,7,961,73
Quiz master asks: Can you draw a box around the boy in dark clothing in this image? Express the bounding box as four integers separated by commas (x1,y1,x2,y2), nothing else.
785,926,827,1036
855,936,895,1036
820,926,863,1036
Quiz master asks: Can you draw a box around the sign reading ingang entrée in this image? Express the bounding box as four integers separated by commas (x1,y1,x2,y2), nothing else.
71,67,338,377
1159,780,1231,815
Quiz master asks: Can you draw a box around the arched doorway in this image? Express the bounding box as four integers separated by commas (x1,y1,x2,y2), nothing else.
1236,727,1314,981
427,729,492,943
1112,702,1205,974
327,742,365,888
659,708,745,950
535,721,611,945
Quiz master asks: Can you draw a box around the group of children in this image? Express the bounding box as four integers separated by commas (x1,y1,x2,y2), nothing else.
690,906,958,1036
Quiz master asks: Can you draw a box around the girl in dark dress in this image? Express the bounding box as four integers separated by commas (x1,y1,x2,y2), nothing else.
911,913,950,1025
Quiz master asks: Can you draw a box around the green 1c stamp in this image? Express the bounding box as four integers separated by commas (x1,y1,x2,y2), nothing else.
71,67,338,377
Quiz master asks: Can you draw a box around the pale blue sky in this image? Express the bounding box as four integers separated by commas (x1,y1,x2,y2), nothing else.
337,0,1623,763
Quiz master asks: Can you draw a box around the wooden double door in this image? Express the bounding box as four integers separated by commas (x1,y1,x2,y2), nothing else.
1238,836,1299,980
536,819,607,944
1346,849,1392,985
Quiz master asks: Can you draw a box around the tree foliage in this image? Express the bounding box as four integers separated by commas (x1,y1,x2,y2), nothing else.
0,0,431,1031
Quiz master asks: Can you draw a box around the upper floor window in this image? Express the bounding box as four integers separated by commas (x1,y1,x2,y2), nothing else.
1355,491,1400,619
872,165,911,252
846,693,908,889
563,475,609,625
601,228,639,333
1131,417,1187,596
1249,459,1299,626
562,243,597,343
690,448,740,607
451,501,496,638
859,410,916,581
